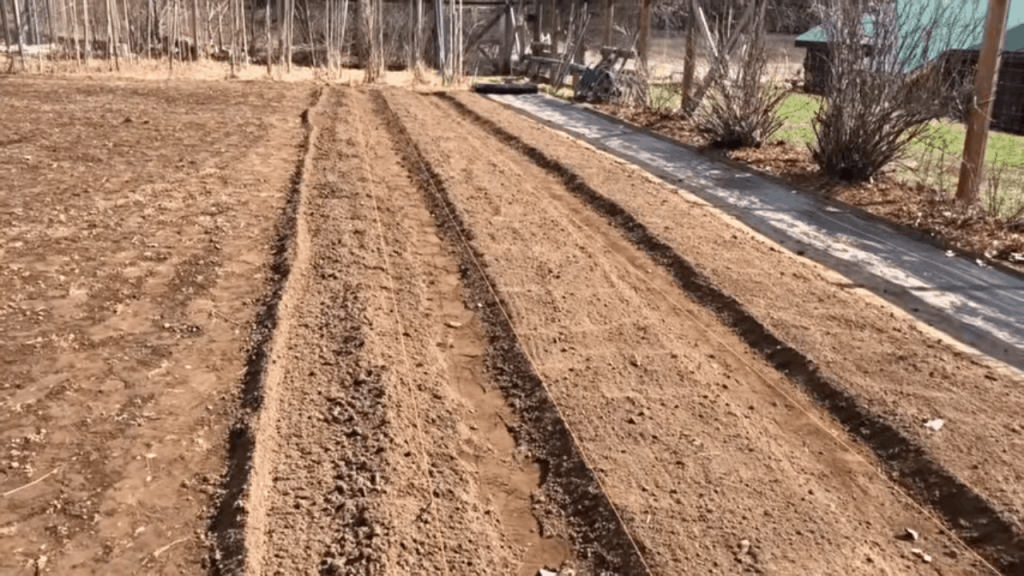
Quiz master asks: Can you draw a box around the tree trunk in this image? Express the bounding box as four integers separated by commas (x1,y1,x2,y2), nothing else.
71,0,82,63
275,0,282,65
189,0,197,59
27,0,38,45
12,0,25,67
169,0,176,71
81,0,89,61
108,0,120,69
264,0,270,72
146,0,151,58
1,0,12,52
229,0,235,73
216,0,222,52
1,0,12,68
45,0,55,48
240,0,247,62
203,0,211,58
121,0,131,58
342,0,350,65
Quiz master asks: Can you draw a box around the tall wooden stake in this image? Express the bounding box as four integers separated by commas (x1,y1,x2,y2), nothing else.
956,0,1011,204
680,3,694,110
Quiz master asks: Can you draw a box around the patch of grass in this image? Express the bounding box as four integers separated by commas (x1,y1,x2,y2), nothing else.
648,83,682,111
775,92,819,146
767,92,1024,217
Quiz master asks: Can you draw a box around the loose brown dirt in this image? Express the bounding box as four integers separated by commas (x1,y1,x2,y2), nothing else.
3,76,1023,575
0,77,312,574
451,91,1024,570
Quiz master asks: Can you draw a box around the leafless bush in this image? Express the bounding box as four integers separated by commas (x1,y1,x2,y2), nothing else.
381,6,413,68
695,4,787,149
809,0,984,182
983,160,1024,220
616,68,650,107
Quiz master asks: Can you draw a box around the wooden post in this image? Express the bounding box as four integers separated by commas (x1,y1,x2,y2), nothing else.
956,0,1011,204
680,3,694,111
637,0,649,70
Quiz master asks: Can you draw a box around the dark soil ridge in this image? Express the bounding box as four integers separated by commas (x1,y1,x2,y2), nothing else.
440,94,1024,575
206,86,325,576
374,89,653,576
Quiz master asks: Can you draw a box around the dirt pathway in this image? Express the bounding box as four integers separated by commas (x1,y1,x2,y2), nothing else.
380,88,993,574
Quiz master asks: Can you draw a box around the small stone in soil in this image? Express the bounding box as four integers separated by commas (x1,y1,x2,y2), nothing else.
910,548,932,563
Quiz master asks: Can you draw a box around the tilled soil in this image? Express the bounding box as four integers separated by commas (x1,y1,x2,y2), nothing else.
0,78,312,574
5,78,1023,575
444,91,1024,570
218,88,581,576
379,88,997,574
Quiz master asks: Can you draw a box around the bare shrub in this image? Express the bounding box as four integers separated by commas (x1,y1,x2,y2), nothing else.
983,160,1024,220
809,0,984,182
695,3,788,149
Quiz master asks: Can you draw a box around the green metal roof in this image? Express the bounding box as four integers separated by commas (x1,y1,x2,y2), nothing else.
796,0,1024,69
978,21,1024,51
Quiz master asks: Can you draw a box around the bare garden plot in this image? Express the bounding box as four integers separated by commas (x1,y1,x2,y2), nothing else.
449,91,1024,572
3,76,1022,576
0,78,312,574
381,87,993,574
